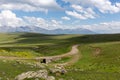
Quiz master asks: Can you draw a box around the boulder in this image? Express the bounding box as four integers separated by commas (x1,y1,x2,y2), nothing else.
15,70,48,80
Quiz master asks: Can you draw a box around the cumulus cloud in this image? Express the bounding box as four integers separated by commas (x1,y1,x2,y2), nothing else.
63,0,120,13
0,10,25,27
22,17,63,29
66,11,86,19
61,16,71,20
0,10,120,33
90,0,120,13
0,0,62,13
0,10,64,29
50,19,63,29
0,10,65,30
23,16,48,28
66,5,96,19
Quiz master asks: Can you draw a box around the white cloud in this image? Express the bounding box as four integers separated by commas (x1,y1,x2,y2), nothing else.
66,5,97,19
23,16,48,28
91,0,120,13
61,16,71,20
0,10,120,33
63,0,120,13
116,3,120,8
23,17,63,30
50,19,63,29
51,19,61,24
0,9,64,29
0,0,62,13
0,10,64,29
66,11,87,19
23,17,64,30
0,10,25,27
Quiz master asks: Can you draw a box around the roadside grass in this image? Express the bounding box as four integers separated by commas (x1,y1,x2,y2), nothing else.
0,60,40,80
74,42,120,72
0,44,71,57
0,48,40,58
59,42,120,80
60,71,120,80
52,57,72,63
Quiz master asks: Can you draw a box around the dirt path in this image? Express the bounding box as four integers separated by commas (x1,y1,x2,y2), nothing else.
0,45,80,66
53,45,81,66
35,44,79,59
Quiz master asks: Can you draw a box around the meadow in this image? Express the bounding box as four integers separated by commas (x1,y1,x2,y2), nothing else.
0,33,120,80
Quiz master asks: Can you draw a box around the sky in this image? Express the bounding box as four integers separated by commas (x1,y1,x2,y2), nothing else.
0,0,120,33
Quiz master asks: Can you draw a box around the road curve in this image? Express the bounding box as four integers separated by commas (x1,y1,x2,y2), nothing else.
35,44,79,59
0,44,80,66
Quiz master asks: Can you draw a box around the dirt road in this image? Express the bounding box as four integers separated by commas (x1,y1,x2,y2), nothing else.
0,45,80,66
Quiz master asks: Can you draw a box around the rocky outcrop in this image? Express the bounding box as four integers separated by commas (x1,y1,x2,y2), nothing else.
49,66,67,76
15,70,55,80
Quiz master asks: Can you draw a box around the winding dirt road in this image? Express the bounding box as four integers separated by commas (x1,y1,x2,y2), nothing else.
36,44,79,59
0,45,80,66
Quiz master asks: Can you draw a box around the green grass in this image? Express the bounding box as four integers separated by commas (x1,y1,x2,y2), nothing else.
52,57,72,63
0,33,75,56
0,60,40,80
0,33,120,80
60,71,120,80
73,42,120,72
61,42,120,80
0,48,41,58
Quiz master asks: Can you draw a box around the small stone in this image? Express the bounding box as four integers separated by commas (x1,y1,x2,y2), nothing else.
47,76,55,80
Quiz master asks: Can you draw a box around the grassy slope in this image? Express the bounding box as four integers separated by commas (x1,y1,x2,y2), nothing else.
0,33,120,80
0,60,40,80
61,42,120,80
0,33,80,57
61,34,120,80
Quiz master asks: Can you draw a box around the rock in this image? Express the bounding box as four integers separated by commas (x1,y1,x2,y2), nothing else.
15,69,55,80
50,68,61,73
6,78,10,80
49,66,67,75
35,70,48,78
47,76,55,80
2,60,7,63
2,72,6,75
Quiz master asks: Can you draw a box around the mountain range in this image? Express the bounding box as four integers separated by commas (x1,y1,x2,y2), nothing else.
0,26,95,34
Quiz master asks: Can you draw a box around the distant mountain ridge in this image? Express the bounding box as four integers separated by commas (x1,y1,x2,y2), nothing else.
0,26,95,34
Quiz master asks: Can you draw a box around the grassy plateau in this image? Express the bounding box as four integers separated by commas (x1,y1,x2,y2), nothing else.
0,32,120,80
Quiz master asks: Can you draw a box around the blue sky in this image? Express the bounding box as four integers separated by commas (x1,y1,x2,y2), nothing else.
0,0,120,33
